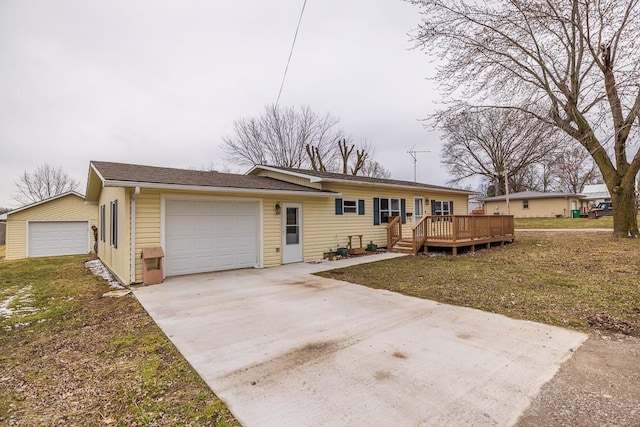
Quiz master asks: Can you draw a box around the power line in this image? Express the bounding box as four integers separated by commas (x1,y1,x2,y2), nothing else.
276,0,307,106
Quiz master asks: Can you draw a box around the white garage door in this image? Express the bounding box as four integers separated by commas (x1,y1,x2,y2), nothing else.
28,221,89,258
165,200,259,276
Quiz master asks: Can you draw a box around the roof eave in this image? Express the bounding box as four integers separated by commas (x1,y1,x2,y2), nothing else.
103,180,340,197
2,191,85,217
318,177,476,195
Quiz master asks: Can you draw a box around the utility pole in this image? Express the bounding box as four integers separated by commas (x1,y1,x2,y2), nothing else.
408,146,431,182
504,165,510,215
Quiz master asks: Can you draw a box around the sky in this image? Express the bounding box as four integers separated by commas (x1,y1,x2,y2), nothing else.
0,0,450,209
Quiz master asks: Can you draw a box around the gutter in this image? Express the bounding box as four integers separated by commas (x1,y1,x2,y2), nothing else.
103,180,340,198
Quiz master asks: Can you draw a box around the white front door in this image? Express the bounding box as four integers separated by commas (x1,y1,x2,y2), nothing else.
414,197,424,223
282,203,303,264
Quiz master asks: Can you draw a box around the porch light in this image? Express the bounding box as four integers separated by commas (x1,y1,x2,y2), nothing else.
275,202,281,214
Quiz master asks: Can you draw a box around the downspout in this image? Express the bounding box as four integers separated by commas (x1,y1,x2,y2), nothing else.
130,186,140,284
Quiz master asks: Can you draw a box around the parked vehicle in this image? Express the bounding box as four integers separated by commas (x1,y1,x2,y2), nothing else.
591,201,613,217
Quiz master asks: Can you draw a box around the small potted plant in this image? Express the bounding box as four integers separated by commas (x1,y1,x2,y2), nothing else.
366,241,377,252
336,247,348,257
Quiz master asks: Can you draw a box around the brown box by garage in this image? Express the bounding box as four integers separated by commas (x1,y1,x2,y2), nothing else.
141,247,164,285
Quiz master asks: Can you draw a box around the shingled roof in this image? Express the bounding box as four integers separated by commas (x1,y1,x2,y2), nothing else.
89,161,334,194
254,166,475,194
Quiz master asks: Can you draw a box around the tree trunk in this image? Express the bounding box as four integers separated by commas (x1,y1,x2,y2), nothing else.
609,179,639,237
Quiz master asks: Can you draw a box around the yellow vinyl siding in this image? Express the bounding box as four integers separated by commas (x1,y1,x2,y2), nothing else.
130,189,291,282
4,194,98,260
299,184,469,261
97,187,130,284
100,179,470,280
486,197,580,218
133,189,162,282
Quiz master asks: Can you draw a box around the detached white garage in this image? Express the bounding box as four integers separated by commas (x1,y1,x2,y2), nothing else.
3,192,98,260
164,199,260,276
28,221,90,258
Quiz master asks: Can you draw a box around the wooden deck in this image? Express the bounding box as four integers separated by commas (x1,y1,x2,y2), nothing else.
387,215,515,255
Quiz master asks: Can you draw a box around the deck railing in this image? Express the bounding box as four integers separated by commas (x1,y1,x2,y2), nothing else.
386,216,402,248
425,215,514,242
412,214,429,254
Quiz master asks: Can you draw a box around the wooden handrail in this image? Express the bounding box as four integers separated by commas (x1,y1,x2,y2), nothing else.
386,216,402,249
412,215,429,254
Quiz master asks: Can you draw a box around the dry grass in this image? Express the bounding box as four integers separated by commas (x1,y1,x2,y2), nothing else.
515,215,640,229
515,216,614,228
0,255,239,426
319,232,640,336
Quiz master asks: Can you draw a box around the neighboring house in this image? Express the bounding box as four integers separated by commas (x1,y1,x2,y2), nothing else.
2,192,98,260
468,195,484,214
581,184,610,208
483,191,584,218
85,161,475,285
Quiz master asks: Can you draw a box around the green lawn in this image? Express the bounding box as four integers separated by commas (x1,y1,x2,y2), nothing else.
319,232,640,336
0,255,239,426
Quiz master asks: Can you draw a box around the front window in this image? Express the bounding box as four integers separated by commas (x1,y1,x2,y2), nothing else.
523,200,529,209
380,198,401,223
434,200,451,216
343,199,358,214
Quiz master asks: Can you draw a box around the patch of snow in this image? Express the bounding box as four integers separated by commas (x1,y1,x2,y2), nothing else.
85,259,125,289
0,285,33,319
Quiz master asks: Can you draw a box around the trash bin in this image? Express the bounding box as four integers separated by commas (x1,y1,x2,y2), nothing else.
572,209,581,218
141,247,164,285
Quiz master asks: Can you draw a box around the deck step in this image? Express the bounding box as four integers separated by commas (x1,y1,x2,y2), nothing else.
389,239,415,254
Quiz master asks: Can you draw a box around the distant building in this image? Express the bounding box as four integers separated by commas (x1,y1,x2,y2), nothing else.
483,191,584,218
581,184,610,207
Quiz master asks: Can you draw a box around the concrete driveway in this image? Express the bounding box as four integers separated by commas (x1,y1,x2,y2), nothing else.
134,254,586,426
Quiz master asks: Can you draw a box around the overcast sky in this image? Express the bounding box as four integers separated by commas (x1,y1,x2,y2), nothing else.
0,0,449,209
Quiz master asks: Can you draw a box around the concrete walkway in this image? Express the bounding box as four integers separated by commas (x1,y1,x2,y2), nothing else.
134,254,587,427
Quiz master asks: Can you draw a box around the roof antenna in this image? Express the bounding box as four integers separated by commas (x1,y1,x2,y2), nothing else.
407,146,431,182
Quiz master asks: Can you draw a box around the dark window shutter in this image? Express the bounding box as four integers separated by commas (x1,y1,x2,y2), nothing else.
335,198,343,215
373,198,380,225
358,199,365,215
401,199,406,224
431,200,437,215
450,200,454,215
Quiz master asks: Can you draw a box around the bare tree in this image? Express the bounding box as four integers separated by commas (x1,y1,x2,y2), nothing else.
359,159,391,179
307,138,390,177
437,108,558,196
0,207,10,215
408,0,640,236
222,104,343,169
551,145,602,193
13,164,80,205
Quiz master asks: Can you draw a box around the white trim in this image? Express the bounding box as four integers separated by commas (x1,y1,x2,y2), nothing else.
103,180,337,197
3,191,86,217
90,162,107,183
26,220,91,258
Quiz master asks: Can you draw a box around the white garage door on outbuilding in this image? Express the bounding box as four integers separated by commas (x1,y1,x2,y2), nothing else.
164,199,260,276
27,221,90,258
